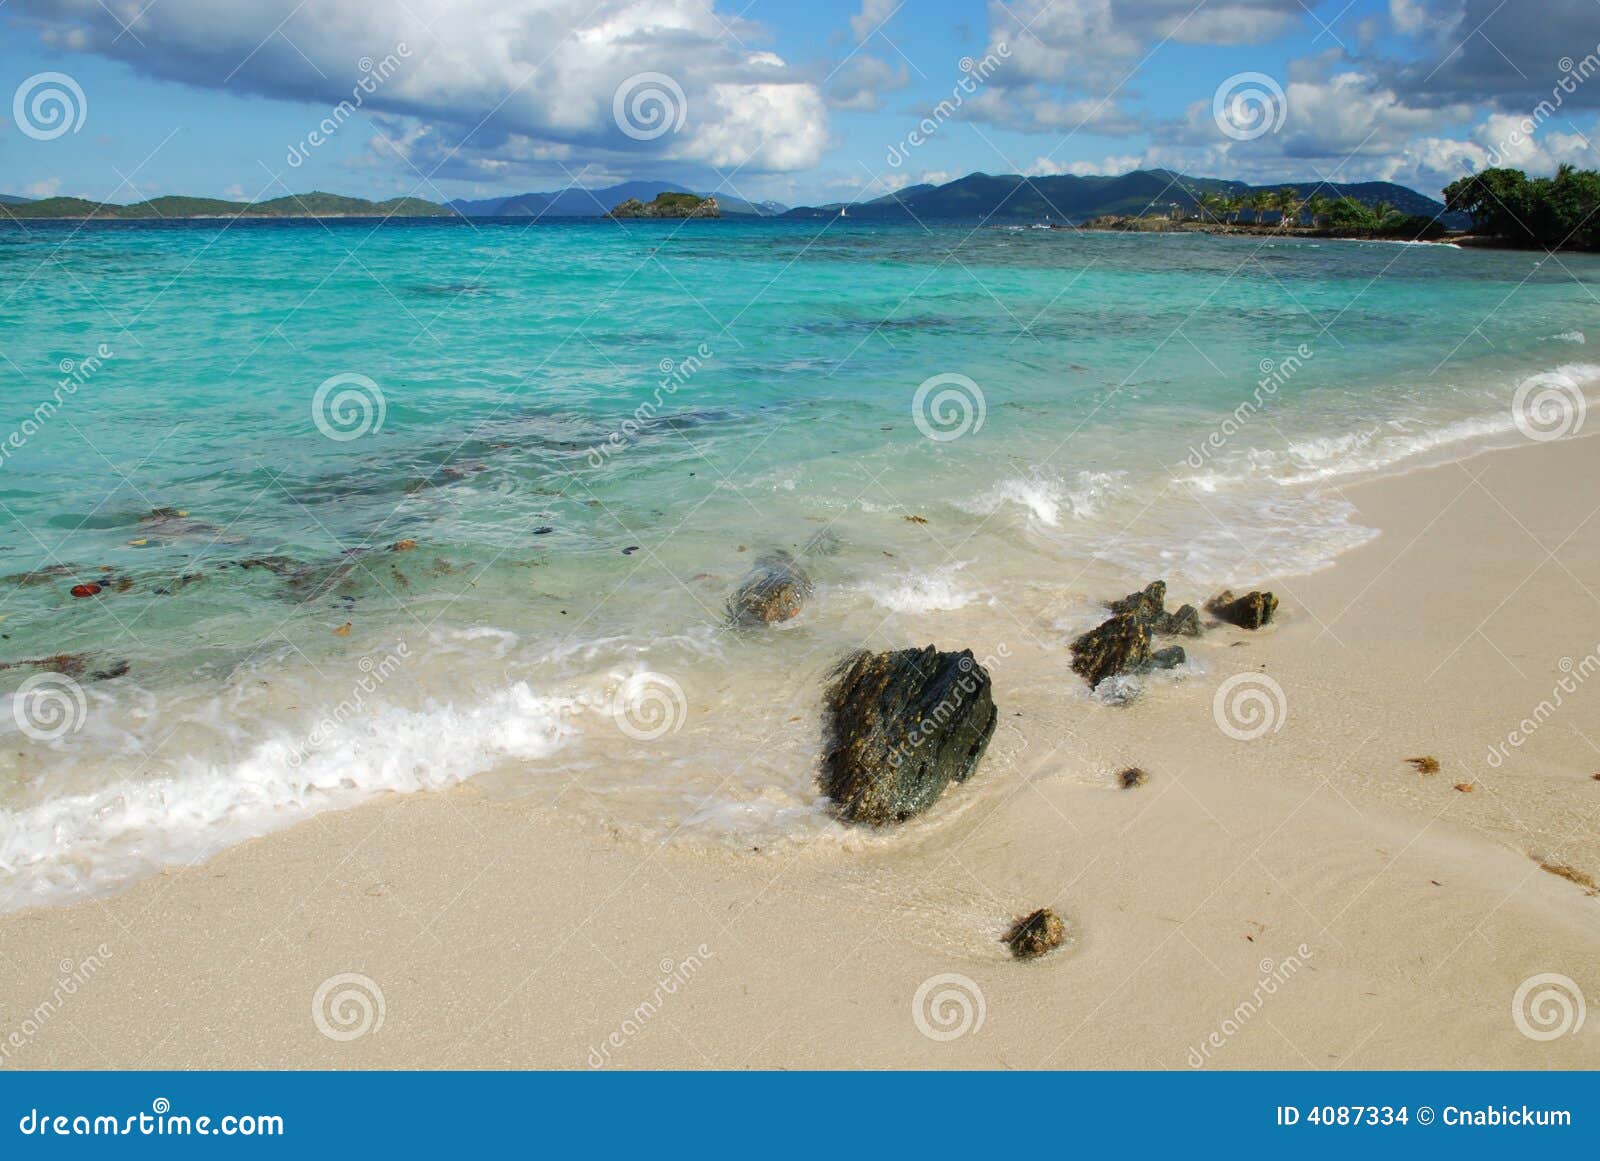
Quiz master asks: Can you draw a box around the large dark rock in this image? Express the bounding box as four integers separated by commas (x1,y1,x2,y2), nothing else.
728,550,812,626
1109,579,1167,620
820,646,997,824
1070,612,1151,688
1207,589,1278,629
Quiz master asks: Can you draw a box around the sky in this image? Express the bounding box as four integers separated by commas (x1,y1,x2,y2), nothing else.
1,0,1598,208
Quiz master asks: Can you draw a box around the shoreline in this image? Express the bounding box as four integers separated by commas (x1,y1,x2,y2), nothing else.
3,435,1599,1067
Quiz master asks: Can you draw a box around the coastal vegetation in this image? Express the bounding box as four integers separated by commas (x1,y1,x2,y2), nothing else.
1444,165,1600,250
0,192,452,220
1083,188,1446,241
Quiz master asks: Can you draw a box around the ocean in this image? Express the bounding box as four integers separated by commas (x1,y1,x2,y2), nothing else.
1,216,1596,910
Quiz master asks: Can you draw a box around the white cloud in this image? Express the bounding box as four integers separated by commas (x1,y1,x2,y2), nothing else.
828,55,909,112
849,0,899,43
15,0,829,176
1026,153,1143,176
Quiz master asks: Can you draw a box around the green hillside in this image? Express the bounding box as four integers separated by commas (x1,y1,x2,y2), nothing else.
0,191,453,220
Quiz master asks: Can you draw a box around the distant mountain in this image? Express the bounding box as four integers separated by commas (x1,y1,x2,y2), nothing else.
450,182,786,219
0,191,451,220
782,170,1463,226
0,194,32,205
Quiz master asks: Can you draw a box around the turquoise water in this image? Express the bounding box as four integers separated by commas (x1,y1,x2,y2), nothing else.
2,218,1597,908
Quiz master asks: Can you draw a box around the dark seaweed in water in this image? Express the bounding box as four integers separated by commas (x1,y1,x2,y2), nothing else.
408,281,492,298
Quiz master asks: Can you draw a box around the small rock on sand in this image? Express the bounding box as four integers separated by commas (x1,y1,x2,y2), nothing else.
1005,908,1066,959
1207,589,1278,629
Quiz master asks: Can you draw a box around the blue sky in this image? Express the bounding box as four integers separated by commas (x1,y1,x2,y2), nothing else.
2,1,1597,207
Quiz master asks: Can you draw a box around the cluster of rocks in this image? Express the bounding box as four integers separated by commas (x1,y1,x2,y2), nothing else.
1070,578,1277,690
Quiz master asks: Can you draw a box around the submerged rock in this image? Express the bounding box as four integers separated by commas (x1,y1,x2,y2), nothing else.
1207,589,1278,629
136,507,223,542
1070,613,1151,688
820,646,997,824
1151,645,1186,669
728,550,812,626
1005,908,1066,959
1118,767,1150,789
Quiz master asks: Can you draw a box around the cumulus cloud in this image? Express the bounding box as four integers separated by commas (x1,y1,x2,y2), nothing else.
828,55,909,111
14,0,829,177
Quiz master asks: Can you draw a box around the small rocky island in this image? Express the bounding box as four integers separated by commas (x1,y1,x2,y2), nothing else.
608,192,720,219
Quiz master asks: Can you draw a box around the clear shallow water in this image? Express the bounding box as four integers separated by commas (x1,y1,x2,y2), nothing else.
1,217,1597,909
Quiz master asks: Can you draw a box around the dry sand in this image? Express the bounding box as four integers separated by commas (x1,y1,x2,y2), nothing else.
3,434,1598,1069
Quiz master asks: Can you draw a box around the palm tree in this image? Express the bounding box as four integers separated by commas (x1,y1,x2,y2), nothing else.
1249,189,1275,226
1306,194,1331,228
1371,200,1401,229
1277,187,1304,230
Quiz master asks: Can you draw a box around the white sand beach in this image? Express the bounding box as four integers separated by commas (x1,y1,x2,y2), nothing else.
2,433,1597,1069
